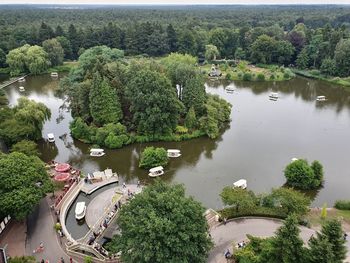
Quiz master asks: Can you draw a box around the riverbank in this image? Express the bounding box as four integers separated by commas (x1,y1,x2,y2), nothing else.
201,62,295,82
293,69,350,88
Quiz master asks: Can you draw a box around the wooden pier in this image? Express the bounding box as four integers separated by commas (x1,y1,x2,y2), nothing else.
0,74,29,90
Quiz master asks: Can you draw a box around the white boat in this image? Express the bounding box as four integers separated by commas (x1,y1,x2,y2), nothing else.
269,92,279,100
233,179,247,189
316,96,326,101
225,85,235,93
19,86,25,92
90,148,105,157
148,166,164,177
18,77,25,83
50,72,58,78
291,158,299,163
167,149,181,158
47,133,55,143
75,202,86,220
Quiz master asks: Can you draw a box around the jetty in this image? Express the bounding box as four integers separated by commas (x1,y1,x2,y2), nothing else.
0,74,29,90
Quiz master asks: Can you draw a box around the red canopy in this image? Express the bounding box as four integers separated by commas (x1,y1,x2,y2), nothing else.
55,163,70,172
54,172,70,182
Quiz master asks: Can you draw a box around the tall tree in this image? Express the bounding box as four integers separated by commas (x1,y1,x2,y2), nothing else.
0,152,52,220
182,75,207,115
334,38,350,77
0,47,6,67
67,24,80,59
38,22,54,42
205,44,220,61
166,24,178,53
89,72,122,126
42,38,64,66
106,180,212,263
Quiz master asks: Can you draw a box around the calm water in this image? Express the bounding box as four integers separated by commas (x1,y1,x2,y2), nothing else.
3,74,350,210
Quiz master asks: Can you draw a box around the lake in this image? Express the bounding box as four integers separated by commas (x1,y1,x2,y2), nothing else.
3,74,350,209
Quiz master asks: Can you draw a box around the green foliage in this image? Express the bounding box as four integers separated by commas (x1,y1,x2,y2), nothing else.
334,39,350,77
139,147,169,169
220,187,257,213
8,256,36,263
320,58,336,76
185,106,197,129
0,97,51,146
175,125,188,134
182,75,207,115
83,256,93,263
0,48,6,67
10,140,40,157
106,180,212,263
321,203,327,219
296,48,310,69
126,69,183,136
0,152,53,220
257,73,265,81
243,72,252,81
334,200,350,210
42,38,64,66
89,72,122,126
284,159,323,190
307,234,334,263
205,44,220,61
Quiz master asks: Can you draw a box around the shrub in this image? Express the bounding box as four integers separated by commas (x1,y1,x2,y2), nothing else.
176,125,188,134
225,72,232,80
104,133,124,149
243,72,252,81
321,203,327,219
139,147,169,169
334,200,350,210
257,73,265,81
237,72,243,79
270,74,275,80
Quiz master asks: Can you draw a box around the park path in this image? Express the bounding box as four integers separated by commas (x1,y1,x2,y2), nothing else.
26,197,70,263
207,218,315,263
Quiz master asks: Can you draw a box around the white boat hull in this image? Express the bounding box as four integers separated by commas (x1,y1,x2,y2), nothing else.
148,171,164,177
90,153,106,157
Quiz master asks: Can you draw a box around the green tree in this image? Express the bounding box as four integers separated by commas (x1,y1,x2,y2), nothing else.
10,140,40,157
250,34,276,64
267,187,310,216
106,180,212,263
284,159,322,190
0,152,52,220
56,36,73,60
275,40,295,65
220,187,257,213
0,47,6,67
234,47,246,60
296,48,310,69
308,235,334,263
178,29,197,55
38,22,54,42
334,38,350,77
89,72,122,126
139,146,169,169
166,24,178,53
6,44,29,76
185,106,197,130
182,75,206,115
25,45,50,74
264,215,306,263
126,69,183,137
42,38,64,66
205,44,220,61
320,58,336,76
311,160,324,183
320,219,347,262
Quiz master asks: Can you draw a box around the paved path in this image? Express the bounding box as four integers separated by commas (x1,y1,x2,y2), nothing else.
207,218,315,263
26,197,70,263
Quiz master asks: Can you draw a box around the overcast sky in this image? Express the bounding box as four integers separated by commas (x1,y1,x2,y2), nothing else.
0,0,349,5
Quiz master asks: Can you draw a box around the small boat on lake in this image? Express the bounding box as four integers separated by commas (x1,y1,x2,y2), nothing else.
316,96,327,101
167,149,181,158
18,77,25,83
233,179,247,189
225,85,235,93
269,92,279,100
50,72,58,78
19,86,25,92
75,202,86,220
47,133,55,143
148,166,164,177
90,148,105,157
291,158,299,163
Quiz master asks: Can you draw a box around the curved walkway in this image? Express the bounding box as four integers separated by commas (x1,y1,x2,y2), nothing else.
207,218,315,263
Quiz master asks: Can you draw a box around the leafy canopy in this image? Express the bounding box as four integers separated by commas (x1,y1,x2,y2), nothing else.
139,146,169,169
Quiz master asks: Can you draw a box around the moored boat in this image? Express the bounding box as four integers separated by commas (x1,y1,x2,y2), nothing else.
233,179,247,189
148,166,164,177
75,202,86,220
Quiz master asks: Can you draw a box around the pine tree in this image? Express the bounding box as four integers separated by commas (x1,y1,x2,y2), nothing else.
89,72,122,126
296,48,310,69
308,235,334,263
166,24,178,53
182,75,207,115
185,107,197,130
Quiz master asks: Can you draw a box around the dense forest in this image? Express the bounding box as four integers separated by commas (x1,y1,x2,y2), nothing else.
0,5,350,78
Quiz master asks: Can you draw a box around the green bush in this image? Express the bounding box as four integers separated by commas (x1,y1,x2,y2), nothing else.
334,200,350,210
176,125,188,134
270,74,275,80
237,72,243,79
104,133,123,149
243,72,252,81
139,146,169,169
257,73,265,81
283,72,290,79
220,206,287,220
225,72,232,80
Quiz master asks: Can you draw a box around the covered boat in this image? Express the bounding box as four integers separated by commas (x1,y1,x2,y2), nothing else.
233,179,247,189
148,166,164,177
18,77,25,83
225,85,235,93
90,148,105,157
269,92,279,100
19,86,25,92
316,96,326,101
50,72,58,78
167,149,181,158
75,202,86,220
291,158,299,163
47,133,55,143
54,172,70,182
55,163,71,172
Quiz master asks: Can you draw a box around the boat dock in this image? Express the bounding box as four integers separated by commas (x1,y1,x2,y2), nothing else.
0,74,29,90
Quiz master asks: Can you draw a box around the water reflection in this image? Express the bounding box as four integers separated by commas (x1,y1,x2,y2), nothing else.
2,74,350,209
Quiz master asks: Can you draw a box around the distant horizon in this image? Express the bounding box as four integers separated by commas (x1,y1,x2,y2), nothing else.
0,1,349,6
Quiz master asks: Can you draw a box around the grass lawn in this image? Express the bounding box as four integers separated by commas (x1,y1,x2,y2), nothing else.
47,61,78,73
306,208,350,231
